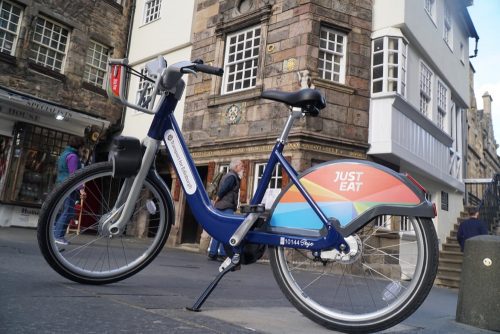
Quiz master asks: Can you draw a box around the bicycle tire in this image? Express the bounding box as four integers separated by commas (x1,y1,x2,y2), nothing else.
269,215,438,333
37,162,174,285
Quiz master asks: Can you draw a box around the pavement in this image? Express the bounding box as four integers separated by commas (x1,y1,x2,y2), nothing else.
0,226,495,334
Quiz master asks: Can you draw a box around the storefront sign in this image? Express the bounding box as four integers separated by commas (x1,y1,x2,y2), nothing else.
25,100,72,120
0,105,40,122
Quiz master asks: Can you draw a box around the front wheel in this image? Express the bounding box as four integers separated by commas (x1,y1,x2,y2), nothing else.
269,215,438,333
37,162,174,285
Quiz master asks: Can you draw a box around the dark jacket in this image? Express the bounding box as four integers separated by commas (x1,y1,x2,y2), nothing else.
214,170,240,211
457,218,488,252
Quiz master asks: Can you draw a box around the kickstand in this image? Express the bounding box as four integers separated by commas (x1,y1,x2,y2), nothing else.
186,257,239,312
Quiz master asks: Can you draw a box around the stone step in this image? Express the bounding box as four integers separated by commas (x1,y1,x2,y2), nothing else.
440,250,463,261
450,230,457,238
443,243,461,252
446,236,459,245
435,275,461,289
439,258,463,271
438,266,462,279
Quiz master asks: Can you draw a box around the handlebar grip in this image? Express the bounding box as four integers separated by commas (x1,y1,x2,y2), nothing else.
194,64,224,76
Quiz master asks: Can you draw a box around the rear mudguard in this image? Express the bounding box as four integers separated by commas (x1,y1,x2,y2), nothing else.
267,160,435,238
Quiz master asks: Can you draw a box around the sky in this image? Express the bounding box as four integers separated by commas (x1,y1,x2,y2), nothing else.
468,1,500,153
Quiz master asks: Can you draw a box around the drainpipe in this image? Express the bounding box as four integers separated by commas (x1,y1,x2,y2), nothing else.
96,0,136,160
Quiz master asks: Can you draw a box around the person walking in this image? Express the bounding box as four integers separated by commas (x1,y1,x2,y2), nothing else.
53,136,86,245
456,206,488,252
208,159,245,260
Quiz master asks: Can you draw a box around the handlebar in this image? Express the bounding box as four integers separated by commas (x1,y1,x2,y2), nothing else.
191,63,224,76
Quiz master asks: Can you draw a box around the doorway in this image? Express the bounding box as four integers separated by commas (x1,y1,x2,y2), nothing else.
180,165,207,244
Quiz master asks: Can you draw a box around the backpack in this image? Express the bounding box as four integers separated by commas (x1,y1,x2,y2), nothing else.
207,171,225,200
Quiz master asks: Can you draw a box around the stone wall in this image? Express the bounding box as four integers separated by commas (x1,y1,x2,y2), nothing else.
0,0,131,128
184,0,372,177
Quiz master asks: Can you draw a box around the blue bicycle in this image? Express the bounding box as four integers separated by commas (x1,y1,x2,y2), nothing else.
38,57,439,333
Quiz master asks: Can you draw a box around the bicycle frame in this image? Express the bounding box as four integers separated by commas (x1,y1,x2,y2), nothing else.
110,93,347,252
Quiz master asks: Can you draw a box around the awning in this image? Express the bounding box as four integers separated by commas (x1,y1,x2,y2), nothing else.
0,86,110,136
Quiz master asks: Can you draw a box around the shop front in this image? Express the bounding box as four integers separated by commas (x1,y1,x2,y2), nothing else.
0,86,110,227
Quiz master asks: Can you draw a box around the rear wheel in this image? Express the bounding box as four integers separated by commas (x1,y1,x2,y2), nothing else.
37,162,174,285
269,215,438,333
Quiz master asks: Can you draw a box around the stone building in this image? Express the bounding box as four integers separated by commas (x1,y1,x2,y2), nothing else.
0,0,132,227
466,88,500,179
173,0,373,248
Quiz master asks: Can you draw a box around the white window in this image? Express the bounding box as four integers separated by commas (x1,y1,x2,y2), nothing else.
222,25,260,94
253,163,282,194
84,40,110,88
372,36,408,97
318,27,347,84
424,0,436,22
137,67,153,103
443,4,453,49
437,80,448,131
143,0,161,24
419,62,433,118
29,16,69,72
0,0,22,56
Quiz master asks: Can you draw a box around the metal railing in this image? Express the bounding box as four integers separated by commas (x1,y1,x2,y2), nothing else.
464,174,500,234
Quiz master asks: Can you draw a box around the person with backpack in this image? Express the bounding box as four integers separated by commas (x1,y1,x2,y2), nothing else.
207,158,245,260
53,136,86,245
456,206,488,252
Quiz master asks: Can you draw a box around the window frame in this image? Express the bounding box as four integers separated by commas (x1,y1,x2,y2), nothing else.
143,0,162,25
371,36,408,97
84,40,110,88
29,16,70,73
443,3,453,50
221,25,261,95
0,0,23,56
318,26,347,84
252,162,282,195
419,61,433,118
436,79,448,132
424,0,436,24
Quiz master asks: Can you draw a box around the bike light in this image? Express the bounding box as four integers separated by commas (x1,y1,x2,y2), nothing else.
405,173,428,194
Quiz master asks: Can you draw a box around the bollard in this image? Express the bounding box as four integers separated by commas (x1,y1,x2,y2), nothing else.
456,235,500,331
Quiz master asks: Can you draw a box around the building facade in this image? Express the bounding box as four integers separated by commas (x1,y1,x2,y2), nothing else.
0,0,132,227
177,0,373,249
466,89,500,179
368,0,478,245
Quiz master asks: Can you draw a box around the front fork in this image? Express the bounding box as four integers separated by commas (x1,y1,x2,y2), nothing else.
103,137,160,236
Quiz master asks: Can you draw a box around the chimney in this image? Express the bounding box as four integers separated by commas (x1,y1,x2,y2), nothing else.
482,91,493,114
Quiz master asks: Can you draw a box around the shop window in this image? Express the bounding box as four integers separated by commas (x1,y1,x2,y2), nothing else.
222,25,261,94
2,123,72,205
84,40,110,88
29,16,70,72
0,0,22,56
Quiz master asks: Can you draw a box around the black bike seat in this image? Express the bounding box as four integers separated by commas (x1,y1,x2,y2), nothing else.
261,89,326,111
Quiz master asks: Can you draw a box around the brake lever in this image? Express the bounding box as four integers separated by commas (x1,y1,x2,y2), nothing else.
181,67,197,77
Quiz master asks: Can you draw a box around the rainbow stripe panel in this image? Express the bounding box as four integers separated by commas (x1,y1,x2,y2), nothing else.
269,162,421,230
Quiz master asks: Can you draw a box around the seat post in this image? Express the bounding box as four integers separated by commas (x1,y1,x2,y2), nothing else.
277,107,302,144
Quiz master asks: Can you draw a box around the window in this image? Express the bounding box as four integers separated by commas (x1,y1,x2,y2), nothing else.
0,0,22,56
29,16,69,72
222,25,260,94
3,123,71,205
419,62,432,118
443,4,453,48
424,0,436,22
253,163,282,194
143,0,161,24
437,80,448,130
318,27,347,84
84,40,110,88
136,67,153,103
460,42,465,64
371,36,408,96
